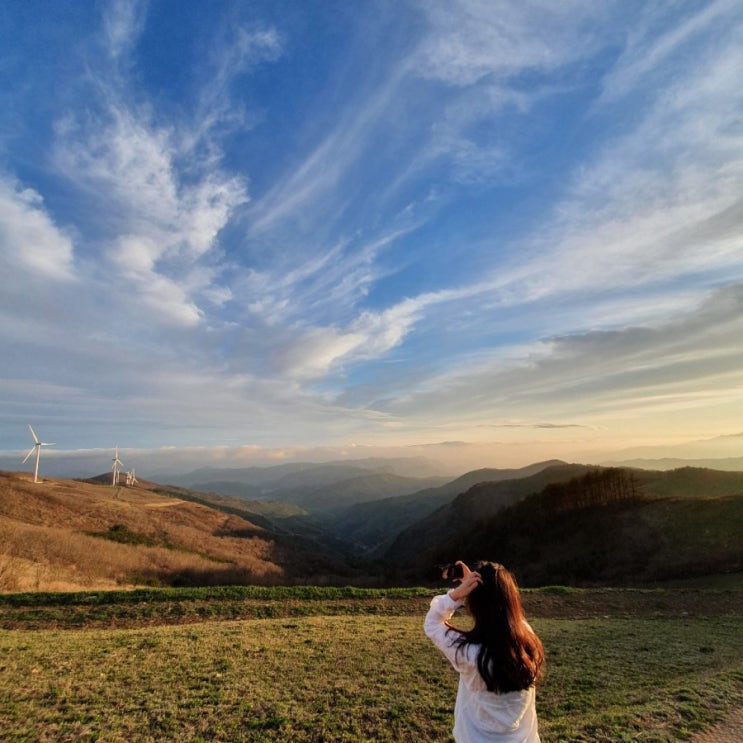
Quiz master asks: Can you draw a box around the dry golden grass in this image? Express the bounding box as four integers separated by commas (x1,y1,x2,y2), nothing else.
0,471,288,591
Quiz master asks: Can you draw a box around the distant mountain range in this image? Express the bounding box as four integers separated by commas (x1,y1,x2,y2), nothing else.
326,460,567,553
1,458,741,590
155,456,449,491
603,456,743,471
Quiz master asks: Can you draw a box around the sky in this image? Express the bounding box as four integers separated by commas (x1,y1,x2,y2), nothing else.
2,0,743,477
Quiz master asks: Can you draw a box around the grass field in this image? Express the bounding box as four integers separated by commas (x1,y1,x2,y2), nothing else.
1,587,742,742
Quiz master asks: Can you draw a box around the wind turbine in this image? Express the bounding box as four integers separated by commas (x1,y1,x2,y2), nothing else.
22,425,55,483
111,447,124,486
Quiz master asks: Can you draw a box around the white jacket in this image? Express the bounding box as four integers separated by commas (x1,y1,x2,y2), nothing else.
424,592,540,743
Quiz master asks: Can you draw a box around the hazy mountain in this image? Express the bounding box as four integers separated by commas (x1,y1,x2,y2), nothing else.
329,460,568,553
155,463,329,490
270,472,450,514
597,432,743,463
155,456,449,494
185,480,265,500
603,456,743,472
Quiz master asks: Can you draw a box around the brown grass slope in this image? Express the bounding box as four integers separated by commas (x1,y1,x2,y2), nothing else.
0,471,351,592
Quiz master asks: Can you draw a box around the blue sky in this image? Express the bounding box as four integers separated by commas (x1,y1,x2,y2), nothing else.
2,0,743,475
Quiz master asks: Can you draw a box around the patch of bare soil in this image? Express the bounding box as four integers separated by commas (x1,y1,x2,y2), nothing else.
689,707,743,743
522,588,743,620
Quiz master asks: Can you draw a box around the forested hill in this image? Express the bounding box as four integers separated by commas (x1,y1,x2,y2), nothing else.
384,466,743,586
384,463,593,563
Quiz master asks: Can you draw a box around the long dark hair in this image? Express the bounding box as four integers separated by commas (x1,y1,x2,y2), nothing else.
452,561,544,692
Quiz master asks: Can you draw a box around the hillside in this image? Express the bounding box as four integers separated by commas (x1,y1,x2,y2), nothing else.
0,471,353,592
5,462,741,592
386,466,743,585
327,460,568,552
384,463,593,569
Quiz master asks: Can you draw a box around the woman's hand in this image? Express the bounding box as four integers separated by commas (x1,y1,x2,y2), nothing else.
448,562,482,602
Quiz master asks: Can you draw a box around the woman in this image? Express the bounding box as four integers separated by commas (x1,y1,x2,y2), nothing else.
424,561,545,742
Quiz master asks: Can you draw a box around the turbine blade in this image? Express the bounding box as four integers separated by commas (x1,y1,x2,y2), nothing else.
28,424,39,443
22,446,36,463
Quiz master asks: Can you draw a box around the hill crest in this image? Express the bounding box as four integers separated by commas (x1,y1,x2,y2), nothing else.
0,471,351,592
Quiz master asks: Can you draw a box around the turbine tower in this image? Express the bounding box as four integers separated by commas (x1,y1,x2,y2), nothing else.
22,425,55,483
111,446,124,486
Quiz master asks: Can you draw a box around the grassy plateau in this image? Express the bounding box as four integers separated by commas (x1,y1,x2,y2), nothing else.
1,584,742,742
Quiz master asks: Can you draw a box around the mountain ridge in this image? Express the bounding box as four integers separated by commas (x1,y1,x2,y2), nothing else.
384,465,743,585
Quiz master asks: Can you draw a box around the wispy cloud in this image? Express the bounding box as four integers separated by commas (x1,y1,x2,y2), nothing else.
245,61,409,238
413,0,608,86
599,0,739,103
102,0,148,62
362,283,743,441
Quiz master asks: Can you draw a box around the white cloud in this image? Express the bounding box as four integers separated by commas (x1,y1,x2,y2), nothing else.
109,235,203,327
600,0,740,102
54,107,180,228
102,0,147,62
53,92,248,328
414,0,606,86
0,180,76,281
276,327,366,379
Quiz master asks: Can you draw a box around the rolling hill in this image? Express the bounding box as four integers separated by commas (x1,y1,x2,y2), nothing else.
384,463,594,568
384,465,743,585
3,461,741,592
0,471,354,592
168,459,567,553
326,460,568,553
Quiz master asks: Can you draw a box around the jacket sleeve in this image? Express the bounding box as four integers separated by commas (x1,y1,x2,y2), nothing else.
423,592,470,672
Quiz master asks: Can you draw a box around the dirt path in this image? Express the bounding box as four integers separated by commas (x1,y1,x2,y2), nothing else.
689,707,743,743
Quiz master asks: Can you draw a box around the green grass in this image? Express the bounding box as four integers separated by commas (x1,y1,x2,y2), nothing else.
0,592,741,741
0,586,434,629
539,617,743,741
0,584,432,607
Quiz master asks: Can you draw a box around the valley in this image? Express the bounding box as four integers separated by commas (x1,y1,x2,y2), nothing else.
2,456,742,591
